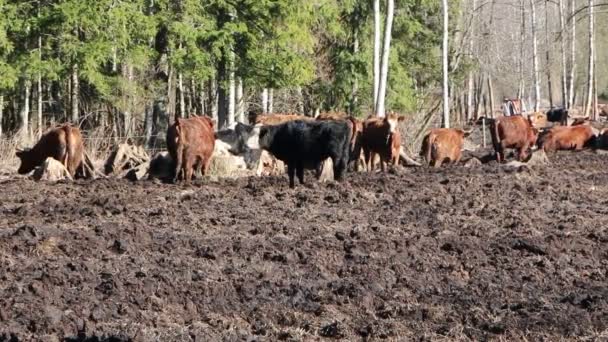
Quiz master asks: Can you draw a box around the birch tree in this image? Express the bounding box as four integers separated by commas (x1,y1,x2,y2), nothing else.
442,0,450,127
373,0,380,109
375,0,394,118
558,0,567,107
567,0,576,108
583,0,594,118
530,0,541,111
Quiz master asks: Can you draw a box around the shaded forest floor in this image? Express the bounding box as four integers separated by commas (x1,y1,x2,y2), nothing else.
1,150,608,341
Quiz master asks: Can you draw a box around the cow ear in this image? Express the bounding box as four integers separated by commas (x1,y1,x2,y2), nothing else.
15,150,24,158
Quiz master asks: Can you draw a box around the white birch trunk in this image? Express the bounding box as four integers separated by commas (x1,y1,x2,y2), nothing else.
518,0,526,99
262,88,268,113
236,78,244,123
200,81,206,115
178,72,185,118
530,0,541,111
268,88,274,114
71,64,79,124
567,0,576,108
583,0,594,118
375,0,394,118
373,0,381,109
441,0,449,127
21,81,31,138
227,52,236,127
466,0,476,121
545,1,553,108
0,95,3,138
558,0,567,107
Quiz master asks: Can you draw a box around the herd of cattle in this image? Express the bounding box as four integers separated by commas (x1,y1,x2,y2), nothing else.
13,106,608,188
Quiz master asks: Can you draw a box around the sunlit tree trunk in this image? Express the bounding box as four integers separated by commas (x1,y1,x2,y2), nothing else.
545,1,553,108
518,0,526,99
530,0,541,111
0,95,3,138
583,0,594,118
227,51,236,127
350,31,359,115
567,0,576,108
376,0,394,118
261,88,268,113
466,0,476,121
37,3,43,137
558,0,568,107
71,64,79,124
236,78,244,123
373,0,381,109
21,80,31,138
268,88,274,114
441,0,449,127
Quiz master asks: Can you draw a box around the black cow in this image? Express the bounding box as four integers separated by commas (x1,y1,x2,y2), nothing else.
546,108,568,126
258,120,352,188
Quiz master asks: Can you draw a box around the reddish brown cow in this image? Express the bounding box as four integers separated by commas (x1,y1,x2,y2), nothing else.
254,113,313,126
316,114,364,170
167,116,215,183
490,116,538,162
539,125,596,152
360,112,405,171
16,124,84,177
421,128,466,167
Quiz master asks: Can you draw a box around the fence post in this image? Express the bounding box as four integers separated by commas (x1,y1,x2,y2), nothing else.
482,118,486,148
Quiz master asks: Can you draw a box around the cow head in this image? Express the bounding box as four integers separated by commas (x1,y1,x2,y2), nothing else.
384,112,405,133
16,148,38,175
258,125,276,151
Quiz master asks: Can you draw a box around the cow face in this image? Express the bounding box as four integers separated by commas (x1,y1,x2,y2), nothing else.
258,125,274,150
16,149,37,175
384,112,405,133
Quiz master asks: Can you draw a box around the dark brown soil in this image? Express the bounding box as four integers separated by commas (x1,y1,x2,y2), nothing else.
1,151,608,341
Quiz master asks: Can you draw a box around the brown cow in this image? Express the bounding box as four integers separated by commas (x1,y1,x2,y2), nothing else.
421,128,466,167
254,113,313,126
16,124,84,177
316,114,364,170
360,112,405,171
490,116,538,162
539,125,596,152
167,116,215,183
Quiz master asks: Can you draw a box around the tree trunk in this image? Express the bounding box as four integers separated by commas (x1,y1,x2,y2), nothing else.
567,0,576,109
37,11,43,137
592,67,598,120
488,75,495,118
518,0,526,99
350,31,359,115
268,89,274,114
375,0,395,118
71,64,79,124
261,88,269,113
21,80,31,138
441,0,449,127
211,78,218,123
373,0,381,109
236,78,244,123
530,0,541,111
227,54,236,127
583,0,594,118
144,104,153,148
124,64,133,135
178,72,185,118
475,74,485,119
545,1,553,108
558,0,568,107
0,95,4,138
200,81,206,115
466,0,476,122
217,58,228,129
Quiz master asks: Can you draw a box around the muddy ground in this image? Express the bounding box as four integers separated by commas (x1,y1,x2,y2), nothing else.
1,150,608,341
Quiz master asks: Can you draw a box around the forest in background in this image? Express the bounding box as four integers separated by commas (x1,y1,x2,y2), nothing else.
0,0,606,147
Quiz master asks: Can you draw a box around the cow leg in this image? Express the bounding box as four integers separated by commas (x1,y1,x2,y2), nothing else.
333,157,345,181
363,149,372,172
184,157,194,184
174,146,184,183
434,157,443,168
287,163,296,188
296,163,305,185
315,161,324,180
